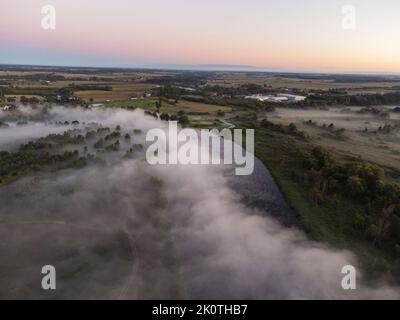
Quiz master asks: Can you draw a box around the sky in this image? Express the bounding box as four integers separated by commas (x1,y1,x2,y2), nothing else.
0,0,399,73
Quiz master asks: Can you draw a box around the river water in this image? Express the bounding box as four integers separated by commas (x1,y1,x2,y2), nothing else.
229,156,298,227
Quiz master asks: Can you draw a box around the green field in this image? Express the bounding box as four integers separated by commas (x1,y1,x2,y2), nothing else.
105,99,232,115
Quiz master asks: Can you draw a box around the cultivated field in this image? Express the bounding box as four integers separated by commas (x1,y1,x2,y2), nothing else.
208,73,400,93
74,83,157,102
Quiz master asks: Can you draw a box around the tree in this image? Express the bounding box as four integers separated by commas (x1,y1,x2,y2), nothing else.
311,146,333,169
346,175,366,198
178,115,189,126
20,96,29,104
28,97,40,104
160,113,170,121
155,98,162,112
288,123,297,132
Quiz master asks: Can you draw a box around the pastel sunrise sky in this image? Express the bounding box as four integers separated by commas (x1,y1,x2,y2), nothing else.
1,0,399,72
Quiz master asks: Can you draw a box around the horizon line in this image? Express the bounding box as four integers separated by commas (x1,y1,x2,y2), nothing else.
1,62,400,77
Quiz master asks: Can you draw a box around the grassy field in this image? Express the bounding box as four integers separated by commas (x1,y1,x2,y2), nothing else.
1,81,119,89
105,99,158,109
0,70,174,80
1,81,158,103
104,98,233,115
1,87,57,96
103,98,236,130
176,100,232,113
74,83,157,103
208,74,400,93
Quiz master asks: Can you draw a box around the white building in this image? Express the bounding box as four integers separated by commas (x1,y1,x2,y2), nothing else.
245,94,288,102
245,93,306,103
277,94,306,102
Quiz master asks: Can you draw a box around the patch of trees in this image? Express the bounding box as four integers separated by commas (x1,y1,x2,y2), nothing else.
0,148,80,185
20,96,40,104
377,123,400,134
105,140,120,152
104,131,121,141
269,73,400,83
199,84,273,96
358,107,389,118
0,73,66,81
97,127,111,134
144,109,189,126
146,73,210,87
144,110,158,118
152,85,187,99
0,127,125,184
304,92,400,107
304,120,348,140
56,87,74,103
182,95,276,112
159,111,189,126
94,130,123,149
94,138,104,149
260,119,310,139
85,130,96,139
301,146,400,253
69,84,112,91
20,132,85,151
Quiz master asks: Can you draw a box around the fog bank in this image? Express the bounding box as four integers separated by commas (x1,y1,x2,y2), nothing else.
0,105,398,299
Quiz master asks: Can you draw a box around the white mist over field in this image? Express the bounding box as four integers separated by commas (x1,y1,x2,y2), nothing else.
0,105,398,299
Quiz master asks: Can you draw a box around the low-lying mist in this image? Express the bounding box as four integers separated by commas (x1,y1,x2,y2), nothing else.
0,105,399,299
272,106,400,135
